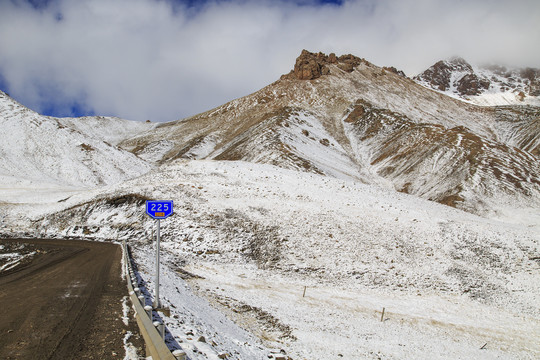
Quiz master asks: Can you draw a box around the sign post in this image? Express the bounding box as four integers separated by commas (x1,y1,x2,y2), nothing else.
146,200,173,309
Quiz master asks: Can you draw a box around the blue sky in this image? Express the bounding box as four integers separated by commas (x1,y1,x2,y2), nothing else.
0,0,539,122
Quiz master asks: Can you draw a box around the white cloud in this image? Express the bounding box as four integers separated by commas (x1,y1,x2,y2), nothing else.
0,0,538,121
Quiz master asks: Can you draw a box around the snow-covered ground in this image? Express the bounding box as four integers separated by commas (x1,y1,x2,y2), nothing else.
3,159,538,359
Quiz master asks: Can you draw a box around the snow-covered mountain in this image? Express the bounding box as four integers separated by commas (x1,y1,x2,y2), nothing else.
0,90,154,187
119,50,540,216
414,57,540,106
1,50,539,360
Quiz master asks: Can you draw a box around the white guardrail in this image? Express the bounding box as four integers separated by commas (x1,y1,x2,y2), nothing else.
122,241,186,360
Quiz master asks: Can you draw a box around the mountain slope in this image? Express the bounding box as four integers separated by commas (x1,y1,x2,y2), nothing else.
22,160,540,360
0,91,153,187
414,57,540,106
343,99,540,213
57,115,155,146
119,50,540,215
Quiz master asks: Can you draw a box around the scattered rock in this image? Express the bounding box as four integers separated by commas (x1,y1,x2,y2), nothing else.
197,335,206,343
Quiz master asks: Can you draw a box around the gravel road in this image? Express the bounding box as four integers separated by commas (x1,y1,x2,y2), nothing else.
0,238,143,359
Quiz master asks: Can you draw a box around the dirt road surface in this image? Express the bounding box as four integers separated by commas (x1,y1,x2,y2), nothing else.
0,238,143,359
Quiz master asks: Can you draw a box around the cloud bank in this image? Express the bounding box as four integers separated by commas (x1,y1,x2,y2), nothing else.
0,0,539,121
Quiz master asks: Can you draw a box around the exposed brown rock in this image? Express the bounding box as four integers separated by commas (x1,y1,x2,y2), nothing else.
283,50,364,80
328,53,337,63
338,54,362,66
293,50,324,80
344,104,365,123
414,57,474,92
321,65,330,75
383,66,406,77
456,73,490,96
337,63,354,72
521,68,540,96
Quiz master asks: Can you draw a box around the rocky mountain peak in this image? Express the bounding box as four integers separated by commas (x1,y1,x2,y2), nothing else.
414,57,540,104
447,56,473,71
281,49,364,80
413,57,484,95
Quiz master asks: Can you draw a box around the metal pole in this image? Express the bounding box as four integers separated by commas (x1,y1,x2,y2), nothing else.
154,219,161,308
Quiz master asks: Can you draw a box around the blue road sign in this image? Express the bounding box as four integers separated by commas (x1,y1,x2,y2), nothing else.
146,200,173,219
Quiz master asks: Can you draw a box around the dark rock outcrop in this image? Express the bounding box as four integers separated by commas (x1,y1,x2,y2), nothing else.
383,66,406,77
414,57,474,92
456,74,490,96
282,50,364,80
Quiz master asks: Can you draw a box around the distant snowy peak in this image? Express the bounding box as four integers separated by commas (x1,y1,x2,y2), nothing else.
414,57,540,106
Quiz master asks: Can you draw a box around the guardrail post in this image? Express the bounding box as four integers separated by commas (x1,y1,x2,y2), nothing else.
159,323,165,340
153,321,164,339
144,305,153,319
172,349,187,360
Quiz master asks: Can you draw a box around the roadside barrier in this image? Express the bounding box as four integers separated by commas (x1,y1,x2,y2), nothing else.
122,241,186,360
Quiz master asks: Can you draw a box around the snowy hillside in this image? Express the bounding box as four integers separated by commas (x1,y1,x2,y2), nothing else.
343,99,540,215
414,57,540,107
57,115,155,146
4,160,538,359
0,90,153,187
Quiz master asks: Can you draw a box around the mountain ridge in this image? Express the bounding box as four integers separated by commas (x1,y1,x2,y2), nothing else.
1,50,538,217
118,50,540,216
